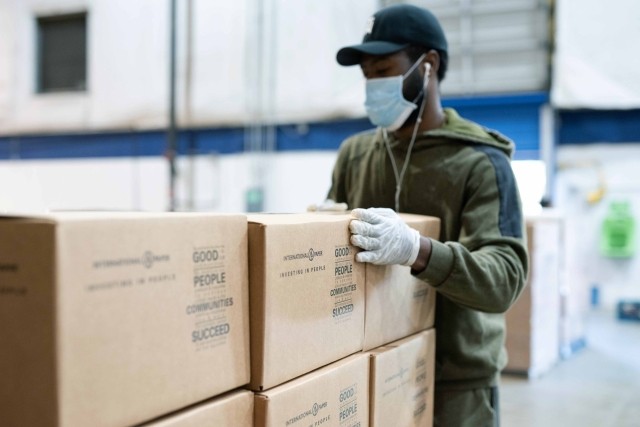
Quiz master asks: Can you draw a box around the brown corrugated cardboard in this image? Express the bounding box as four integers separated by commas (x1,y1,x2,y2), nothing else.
247,213,365,391
140,389,253,427
505,212,562,377
254,353,369,427
363,214,440,351
369,329,436,427
0,212,250,427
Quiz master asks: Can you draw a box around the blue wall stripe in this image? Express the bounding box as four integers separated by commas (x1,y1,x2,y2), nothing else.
443,92,548,108
443,95,545,159
558,109,640,145
274,119,371,151
0,93,548,161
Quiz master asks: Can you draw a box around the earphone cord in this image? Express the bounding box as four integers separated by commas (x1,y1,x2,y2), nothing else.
383,92,428,212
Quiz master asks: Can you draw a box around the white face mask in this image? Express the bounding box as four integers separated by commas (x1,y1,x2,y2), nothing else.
364,54,428,131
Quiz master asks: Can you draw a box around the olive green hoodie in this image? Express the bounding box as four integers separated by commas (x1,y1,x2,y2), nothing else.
328,108,529,390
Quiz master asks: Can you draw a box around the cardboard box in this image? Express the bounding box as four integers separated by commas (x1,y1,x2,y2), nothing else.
140,389,253,427
247,213,365,391
0,212,250,427
368,329,436,427
254,353,369,427
505,212,562,377
363,214,440,351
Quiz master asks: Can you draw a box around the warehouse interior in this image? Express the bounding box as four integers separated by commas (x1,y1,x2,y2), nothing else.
1,0,640,426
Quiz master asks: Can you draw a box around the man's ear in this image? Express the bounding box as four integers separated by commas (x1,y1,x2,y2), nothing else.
424,49,440,80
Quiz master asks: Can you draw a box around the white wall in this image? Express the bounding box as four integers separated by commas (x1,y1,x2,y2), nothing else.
171,150,337,213
555,144,640,309
0,0,376,134
552,0,640,108
0,151,338,214
0,157,167,212
4,0,640,132
0,0,244,133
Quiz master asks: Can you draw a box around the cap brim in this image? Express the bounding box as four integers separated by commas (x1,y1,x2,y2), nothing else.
336,41,409,66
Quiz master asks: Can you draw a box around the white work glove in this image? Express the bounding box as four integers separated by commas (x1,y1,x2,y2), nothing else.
307,199,348,212
349,208,420,266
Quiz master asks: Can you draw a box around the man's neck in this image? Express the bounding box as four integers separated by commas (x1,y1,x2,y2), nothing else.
393,102,445,141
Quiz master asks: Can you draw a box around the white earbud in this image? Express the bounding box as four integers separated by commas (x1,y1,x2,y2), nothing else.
423,63,431,88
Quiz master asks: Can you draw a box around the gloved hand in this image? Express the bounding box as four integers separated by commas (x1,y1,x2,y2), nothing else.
349,208,420,266
307,199,348,212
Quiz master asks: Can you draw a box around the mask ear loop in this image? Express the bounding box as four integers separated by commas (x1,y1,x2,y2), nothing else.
402,53,427,79
383,60,431,212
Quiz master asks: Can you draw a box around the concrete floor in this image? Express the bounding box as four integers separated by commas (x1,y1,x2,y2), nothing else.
501,309,640,427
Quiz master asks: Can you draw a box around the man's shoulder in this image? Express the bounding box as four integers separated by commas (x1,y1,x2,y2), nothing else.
338,128,378,154
342,128,377,145
440,108,515,158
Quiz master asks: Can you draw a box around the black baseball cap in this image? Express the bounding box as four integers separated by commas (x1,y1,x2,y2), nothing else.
336,4,448,66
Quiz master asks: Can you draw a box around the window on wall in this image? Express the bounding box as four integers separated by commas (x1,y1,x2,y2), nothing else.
37,12,87,93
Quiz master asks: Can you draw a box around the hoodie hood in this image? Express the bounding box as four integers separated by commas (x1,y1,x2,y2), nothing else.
382,108,516,158
435,108,515,157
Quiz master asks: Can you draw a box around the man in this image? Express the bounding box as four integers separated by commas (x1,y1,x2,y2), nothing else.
328,4,529,426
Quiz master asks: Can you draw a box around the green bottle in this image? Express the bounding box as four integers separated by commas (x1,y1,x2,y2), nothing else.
601,201,635,258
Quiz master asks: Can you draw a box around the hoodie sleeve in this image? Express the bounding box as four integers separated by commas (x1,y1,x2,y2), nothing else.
414,145,529,313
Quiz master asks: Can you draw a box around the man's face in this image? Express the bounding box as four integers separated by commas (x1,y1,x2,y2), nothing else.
360,51,425,126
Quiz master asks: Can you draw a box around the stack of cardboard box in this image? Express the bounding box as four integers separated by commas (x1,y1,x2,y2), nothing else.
0,211,440,426
0,212,253,427
362,214,439,427
248,213,439,427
